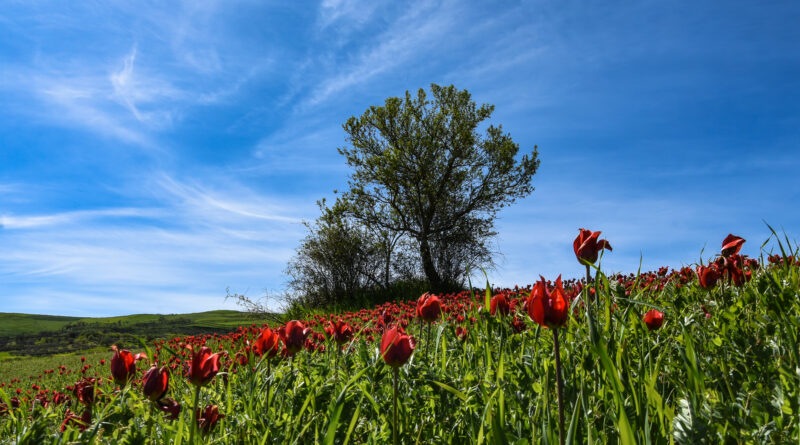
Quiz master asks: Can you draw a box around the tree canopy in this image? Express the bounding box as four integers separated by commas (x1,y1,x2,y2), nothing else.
338,84,539,291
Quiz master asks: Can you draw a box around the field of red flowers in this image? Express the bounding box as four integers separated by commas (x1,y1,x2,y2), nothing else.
1,228,799,444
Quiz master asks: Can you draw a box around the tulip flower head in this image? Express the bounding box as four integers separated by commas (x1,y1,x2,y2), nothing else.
72,378,96,406
279,320,312,356
61,408,91,432
416,293,442,323
328,319,354,345
511,317,527,333
721,234,745,257
196,404,225,435
696,265,720,289
187,345,222,387
490,293,511,317
527,276,569,329
643,309,664,331
158,398,181,421
573,228,612,265
110,345,146,386
455,326,468,342
253,327,281,358
380,326,416,368
142,366,169,402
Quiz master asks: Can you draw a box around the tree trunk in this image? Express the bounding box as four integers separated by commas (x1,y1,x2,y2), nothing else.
419,237,443,292
385,252,391,288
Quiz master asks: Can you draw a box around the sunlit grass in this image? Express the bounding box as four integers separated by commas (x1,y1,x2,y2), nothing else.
1,235,798,443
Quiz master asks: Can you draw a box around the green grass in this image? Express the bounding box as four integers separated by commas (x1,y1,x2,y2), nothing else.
0,310,253,337
1,241,798,443
0,310,263,358
0,314,82,337
0,352,107,386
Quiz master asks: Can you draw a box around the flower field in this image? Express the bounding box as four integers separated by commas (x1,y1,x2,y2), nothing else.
1,229,799,444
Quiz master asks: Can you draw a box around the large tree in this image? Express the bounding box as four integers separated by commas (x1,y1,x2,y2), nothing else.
339,84,539,291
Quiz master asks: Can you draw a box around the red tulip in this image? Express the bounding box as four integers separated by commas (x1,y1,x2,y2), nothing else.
527,276,569,329
187,345,222,387
490,293,511,317
380,326,416,368
110,345,146,386
696,265,720,289
158,398,181,421
196,404,225,434
455,326,468,342
573,228,612,265
643,309,664,331
327,319,354,345
60,408,91,432
72,378,96,406
416,293,442,323
279,321,312,355
721,234,745,256
715,254,750,286
253,327,281,358
511,317,527,333
142,366,169,402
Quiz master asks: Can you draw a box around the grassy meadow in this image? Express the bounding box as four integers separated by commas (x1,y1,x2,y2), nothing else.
0,311,263,359
0,236,798,444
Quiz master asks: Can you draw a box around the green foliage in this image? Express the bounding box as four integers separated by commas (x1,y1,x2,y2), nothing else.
286,199,407,309
283,278,432,321
339,84,539,291
1,260,799,443
0,310,257,357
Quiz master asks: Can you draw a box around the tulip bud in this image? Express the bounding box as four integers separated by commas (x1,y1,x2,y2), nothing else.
278,321,312,356
643,310,664,331
380,327,415,368
142,366,169,402
416,293,442,323
527,276,569,329
187,345,222,387
196,404,225,434
490,293,511,317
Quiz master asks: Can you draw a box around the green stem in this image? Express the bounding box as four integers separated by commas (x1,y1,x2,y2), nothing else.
266,359,272,411
335,347,340,385
585,264,597,343
553,329,565,445
425,323,431,362
189,385,200,444
393,367,399,445
585,264,592,311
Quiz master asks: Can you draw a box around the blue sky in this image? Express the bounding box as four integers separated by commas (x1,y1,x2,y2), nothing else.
1,1,798,316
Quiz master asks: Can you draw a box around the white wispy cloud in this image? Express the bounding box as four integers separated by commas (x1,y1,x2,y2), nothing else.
32,74,155,148
0,208,164,230
109,46,186,128
318,0,379,29
154,173,304,224
0,171,313,315
302,0,458,109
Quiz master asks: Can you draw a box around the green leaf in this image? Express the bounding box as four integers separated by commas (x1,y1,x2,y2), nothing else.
431,380,468,402
481,267,492,313
323,398,345,445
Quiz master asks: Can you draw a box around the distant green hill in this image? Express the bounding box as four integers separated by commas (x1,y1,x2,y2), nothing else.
0,310,257,336
0,310,271,357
